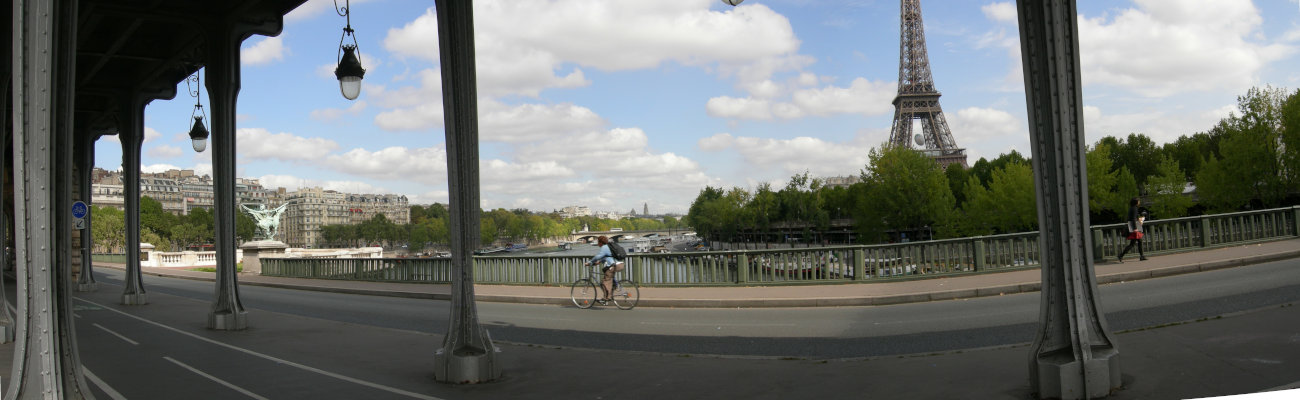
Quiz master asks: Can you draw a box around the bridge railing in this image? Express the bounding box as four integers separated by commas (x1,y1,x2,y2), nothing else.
260,206,1300,287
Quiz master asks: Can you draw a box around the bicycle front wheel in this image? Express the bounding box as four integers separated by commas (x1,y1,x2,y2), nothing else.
570,279,597,309
611,279,639,310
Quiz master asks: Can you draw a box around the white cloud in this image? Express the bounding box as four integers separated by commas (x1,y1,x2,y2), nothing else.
1081,104,1233,145
374,103,444,132
141,164,183,174
946,107,1028,162
257,174,392,194
324,146,449,185
981,2,1017,24
241,36,287,66
1077,0,1294,97
707,77,895,120
146,145,184,159
144,127,162,143
480,100,606,143
310,100,368,121
698,133,734,151
694,133,873,178
383,1,802,97
236,128,340,162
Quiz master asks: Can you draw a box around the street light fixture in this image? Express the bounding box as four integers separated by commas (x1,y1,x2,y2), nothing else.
186,69,210,152
334,0,366,100
722,0,745,5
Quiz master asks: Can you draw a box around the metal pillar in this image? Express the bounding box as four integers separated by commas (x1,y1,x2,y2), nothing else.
119,96,149,305
76,132,98,292
433,0,501,384
1,22,15,344
205,25,247,330
7,0,94,397
1017,1,1121,399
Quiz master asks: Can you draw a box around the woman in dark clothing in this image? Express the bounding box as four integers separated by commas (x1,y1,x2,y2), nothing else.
1117,197,1146,262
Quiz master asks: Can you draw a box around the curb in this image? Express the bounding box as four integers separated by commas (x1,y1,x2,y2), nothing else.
95,247,1300,308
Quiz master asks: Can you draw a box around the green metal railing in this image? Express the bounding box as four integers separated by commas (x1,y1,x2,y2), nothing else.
91,254,128,264
262,206,1300,287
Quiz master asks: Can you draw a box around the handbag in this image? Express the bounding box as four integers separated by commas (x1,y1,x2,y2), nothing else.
1126,231,1143,240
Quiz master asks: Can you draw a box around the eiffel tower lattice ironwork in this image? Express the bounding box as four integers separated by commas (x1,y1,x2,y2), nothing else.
888,0,968,168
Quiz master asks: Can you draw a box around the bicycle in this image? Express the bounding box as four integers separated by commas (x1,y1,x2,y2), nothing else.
570,262,639,310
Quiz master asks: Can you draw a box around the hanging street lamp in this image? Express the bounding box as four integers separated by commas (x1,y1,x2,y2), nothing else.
334,0,366,100
187,69,210,152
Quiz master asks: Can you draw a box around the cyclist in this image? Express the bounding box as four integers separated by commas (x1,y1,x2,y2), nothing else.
587,236,625,305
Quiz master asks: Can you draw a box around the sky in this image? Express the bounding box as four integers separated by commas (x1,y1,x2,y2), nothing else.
93,0,1300,215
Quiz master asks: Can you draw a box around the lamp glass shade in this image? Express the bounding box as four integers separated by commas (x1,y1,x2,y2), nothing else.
188,116,209,152
339,76,362,100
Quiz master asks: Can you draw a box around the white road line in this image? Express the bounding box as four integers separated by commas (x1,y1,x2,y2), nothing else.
83,367,129,400
93,323,140,346
165,356,270,400
638,321,798,327
75,297,444,400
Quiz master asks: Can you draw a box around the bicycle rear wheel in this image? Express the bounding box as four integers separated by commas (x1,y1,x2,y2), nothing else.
570,279,597,309
611,279,639,310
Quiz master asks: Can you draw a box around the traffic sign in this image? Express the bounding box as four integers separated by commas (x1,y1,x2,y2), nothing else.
72,201,88,219
74,219,86,230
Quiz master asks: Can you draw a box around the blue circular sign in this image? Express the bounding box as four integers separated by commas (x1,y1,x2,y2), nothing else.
72,201,88,219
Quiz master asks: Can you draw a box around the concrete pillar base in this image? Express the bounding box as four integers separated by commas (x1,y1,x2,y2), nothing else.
434,346,501,384
77,282,98,292
208,311,247,331
121,293,149,305
1034,347,1121,400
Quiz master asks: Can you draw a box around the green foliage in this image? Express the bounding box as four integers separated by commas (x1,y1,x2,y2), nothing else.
140,228,170,252
1146,155,1194,219
1099,134,1160,186
90,206,125,253
945,163,969,205
1114,167,1139,215
855,146,955,242
959,161,1036,235
1086,142,1120,217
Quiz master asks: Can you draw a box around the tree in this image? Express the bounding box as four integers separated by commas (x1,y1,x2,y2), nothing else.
960,161,1036,235
139,196,179,247
1146,155,1194,219
236,210,256,243
90,206,125,253
1278,88,1300,201
855,146,956,242
1086,142,1121,219
170,224,206,250
1103,134,1160,186
1113,167,1139,215
945,163,969,205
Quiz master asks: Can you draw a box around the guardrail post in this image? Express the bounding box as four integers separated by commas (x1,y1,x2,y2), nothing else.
1293,206,1300,237
853,249,865,281
973,240,986,271
737,253,749,284
1200,215,1212,248
1091,229,1104,263
543,257,552,285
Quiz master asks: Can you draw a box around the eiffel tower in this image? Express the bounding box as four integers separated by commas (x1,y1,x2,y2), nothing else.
888,0,968,168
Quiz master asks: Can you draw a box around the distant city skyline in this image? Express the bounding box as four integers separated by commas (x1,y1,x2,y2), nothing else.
92,0,1300,214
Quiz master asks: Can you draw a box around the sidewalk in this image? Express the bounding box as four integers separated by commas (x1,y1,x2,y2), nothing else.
103,238,1300,308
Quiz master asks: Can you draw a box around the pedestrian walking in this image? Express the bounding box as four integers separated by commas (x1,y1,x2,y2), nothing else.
1118,197,1147,262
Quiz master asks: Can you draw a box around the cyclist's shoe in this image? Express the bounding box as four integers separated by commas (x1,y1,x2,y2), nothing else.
597,299,610,306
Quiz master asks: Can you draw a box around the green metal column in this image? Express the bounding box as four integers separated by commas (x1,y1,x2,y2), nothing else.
1200,215,1212,248
853,249,865,281
973,240,986,271
9,0,94,396
1018,1,1120,398
434,0,501,384
737,253,749,283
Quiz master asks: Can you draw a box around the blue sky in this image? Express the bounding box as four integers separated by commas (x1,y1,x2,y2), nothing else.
95,0,1300,214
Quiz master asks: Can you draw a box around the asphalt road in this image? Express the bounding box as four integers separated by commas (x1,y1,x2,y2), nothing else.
81,256,1300,359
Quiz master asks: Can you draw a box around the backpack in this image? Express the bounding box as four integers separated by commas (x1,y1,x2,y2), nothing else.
607,241,627,261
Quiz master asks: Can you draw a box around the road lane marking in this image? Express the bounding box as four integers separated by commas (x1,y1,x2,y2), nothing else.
76,297,444,400
639,321,798,327
83,367,129,400
165,356,270,400
93,323,140,345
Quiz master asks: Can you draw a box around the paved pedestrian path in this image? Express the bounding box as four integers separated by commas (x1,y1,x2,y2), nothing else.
101,238,1300,308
